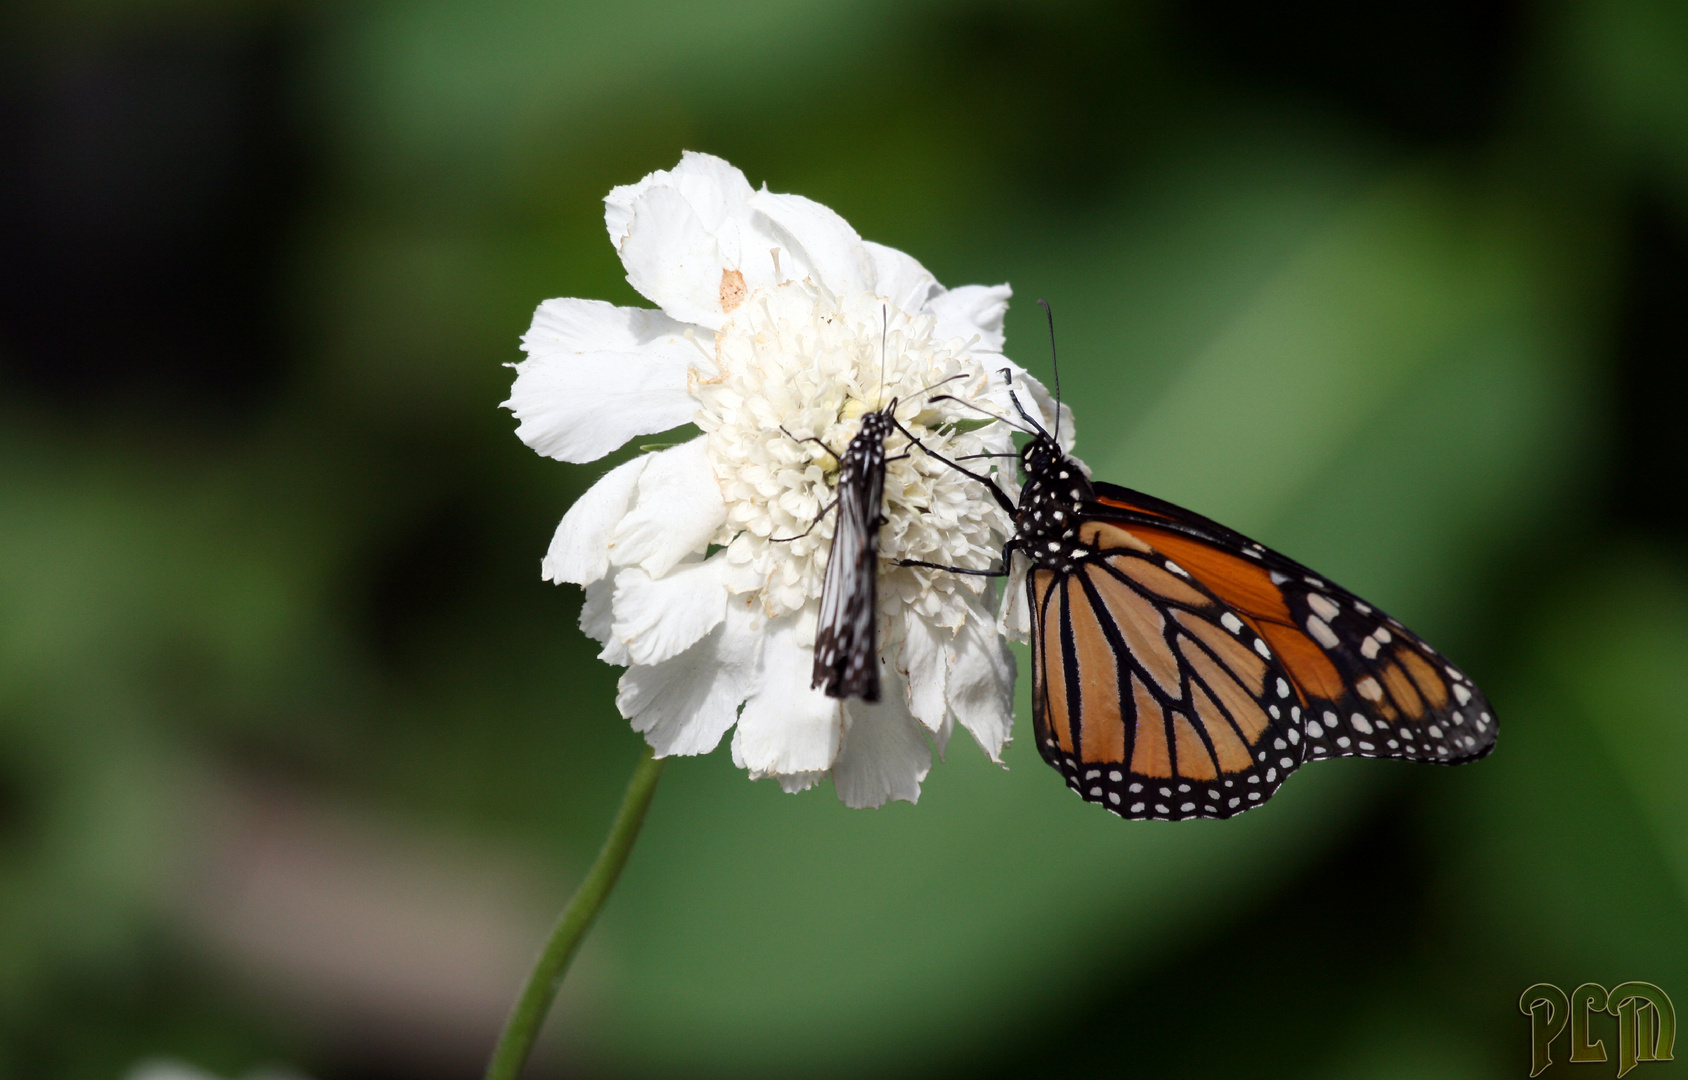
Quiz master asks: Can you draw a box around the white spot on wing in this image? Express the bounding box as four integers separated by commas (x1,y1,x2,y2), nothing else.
1307,593,1339,621
1306,615,1340,649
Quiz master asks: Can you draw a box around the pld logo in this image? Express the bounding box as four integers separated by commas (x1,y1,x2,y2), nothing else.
1521,983,1675,1077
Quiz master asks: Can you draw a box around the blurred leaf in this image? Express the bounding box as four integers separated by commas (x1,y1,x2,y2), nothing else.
1543,546,1688,907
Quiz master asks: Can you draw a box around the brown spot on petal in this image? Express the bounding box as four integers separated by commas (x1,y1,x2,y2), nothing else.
720,268,747,313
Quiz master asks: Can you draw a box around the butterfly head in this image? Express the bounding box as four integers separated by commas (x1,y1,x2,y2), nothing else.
1020,432,1065,479
856,406,897,442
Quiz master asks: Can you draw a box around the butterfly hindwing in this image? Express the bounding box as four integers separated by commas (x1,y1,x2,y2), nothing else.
1030,522,1315,820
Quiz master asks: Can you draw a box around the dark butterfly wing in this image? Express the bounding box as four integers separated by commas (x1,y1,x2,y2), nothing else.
1087,481,1495,766
1029,518,1314,819
812,413,893,702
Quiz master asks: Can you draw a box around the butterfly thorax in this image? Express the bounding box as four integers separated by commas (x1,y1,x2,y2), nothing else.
835,410,894,485
1016,436,1094,573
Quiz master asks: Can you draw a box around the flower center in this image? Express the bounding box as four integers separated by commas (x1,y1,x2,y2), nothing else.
692,281,1012,630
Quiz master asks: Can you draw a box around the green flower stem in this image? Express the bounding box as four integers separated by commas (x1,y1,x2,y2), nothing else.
484,744,666,1080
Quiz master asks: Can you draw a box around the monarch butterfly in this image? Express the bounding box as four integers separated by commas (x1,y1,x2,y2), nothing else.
907,307,1496,819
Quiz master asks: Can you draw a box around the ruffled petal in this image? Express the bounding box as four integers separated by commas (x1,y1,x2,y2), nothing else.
999,553,1032,642
611,557,729,666
863,240,938,314
606,150,757,254
617,185,736,331
580,577,629,666
609,438,726,578
934,712,956,759
777,772,826,794
832,681,932,808
748,189,874,297
928,283,1012,353
898,613,948,734
607,152,784,331
617,598,762,757
507,299,705,464
732,613,841,777
542,454,649,586
950,605,1017,762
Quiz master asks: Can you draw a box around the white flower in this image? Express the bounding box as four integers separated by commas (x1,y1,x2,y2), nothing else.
506,152,1066,807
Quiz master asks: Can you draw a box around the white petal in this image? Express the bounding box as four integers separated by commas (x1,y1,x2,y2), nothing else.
999,553,1032,642
748,189,874,296
543,454,649,586
580,577,629,666
928,283,1012,352
777,771,825,794
863,239,937,313
617,185,737,330
605,150,756,253
732,614,841,777
832,682,932,808
611,558,729,666
609,438,726,578
607,153,792,330
948,606,1017,762
617,599,761,757
933,712,956,759
898,613,948,734
507,298,705,464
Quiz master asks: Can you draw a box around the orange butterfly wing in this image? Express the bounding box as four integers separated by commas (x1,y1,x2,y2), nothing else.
1090,484,1494,766
1028,521,1312,819
1028,483,1495,820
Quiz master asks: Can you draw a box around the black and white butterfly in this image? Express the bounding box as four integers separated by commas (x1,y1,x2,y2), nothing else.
809,407,899,701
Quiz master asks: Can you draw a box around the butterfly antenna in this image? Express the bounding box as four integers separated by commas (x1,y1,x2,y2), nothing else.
1036,299,1061,444
927,394,1037,436
1007,389,1049,438
879,304,890,410
905,371,969,406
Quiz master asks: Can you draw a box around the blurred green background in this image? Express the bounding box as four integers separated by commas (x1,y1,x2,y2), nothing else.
3,0,1687,1077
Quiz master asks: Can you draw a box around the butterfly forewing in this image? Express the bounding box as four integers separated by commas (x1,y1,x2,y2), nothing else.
1088,482,1496,768
1030,530,1314,820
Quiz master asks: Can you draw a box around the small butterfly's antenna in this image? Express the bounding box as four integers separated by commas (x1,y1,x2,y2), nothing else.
927,394,1037,436
878,304,890,410
1036,299,1062,444
904,371,969,406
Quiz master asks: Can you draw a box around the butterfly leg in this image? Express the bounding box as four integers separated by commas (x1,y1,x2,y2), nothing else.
770,495,840,542
898,560,1006,577
898,540,1018,578
886,417,1018,515
778,425,839,467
